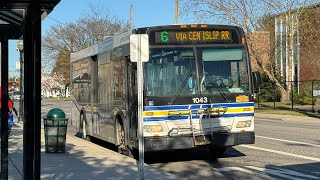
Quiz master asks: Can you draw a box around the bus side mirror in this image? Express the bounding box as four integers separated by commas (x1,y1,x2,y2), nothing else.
252,71,262,89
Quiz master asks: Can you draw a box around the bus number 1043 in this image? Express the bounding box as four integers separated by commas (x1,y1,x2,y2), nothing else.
192,97,208,104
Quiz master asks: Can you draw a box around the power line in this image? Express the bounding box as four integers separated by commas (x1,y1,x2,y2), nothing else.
47,16,67,26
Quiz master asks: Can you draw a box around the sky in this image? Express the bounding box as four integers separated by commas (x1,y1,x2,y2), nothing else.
9,0,180,77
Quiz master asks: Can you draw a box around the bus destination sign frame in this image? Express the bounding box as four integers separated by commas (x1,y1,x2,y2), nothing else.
153,29,233,45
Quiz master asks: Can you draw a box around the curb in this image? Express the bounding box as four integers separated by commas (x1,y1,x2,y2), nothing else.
255,113,320,122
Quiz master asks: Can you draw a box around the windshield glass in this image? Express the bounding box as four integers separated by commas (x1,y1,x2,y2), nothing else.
198,47,250,94
144,48,198,97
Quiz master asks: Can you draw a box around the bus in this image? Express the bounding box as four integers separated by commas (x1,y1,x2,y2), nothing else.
70,24,259,156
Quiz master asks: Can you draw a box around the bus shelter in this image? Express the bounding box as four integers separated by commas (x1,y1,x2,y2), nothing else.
0,1,60,179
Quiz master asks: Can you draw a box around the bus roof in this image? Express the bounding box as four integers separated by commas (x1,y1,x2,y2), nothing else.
133,24,243,34
70,24,244,62
70,31,131,62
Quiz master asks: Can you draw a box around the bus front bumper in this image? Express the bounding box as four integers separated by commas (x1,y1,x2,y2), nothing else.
144,132,255,152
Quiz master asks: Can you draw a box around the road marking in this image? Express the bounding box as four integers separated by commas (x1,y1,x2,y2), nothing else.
214,166,320,180
256,135,320,148
213,167,274,179
240,145,320,162
246,166,320,180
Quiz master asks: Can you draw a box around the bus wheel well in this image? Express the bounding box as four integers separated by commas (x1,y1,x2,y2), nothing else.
80,110,86,124
115,115,122,125
115,115,123,144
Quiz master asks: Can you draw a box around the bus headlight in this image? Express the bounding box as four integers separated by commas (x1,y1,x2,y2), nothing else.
236,120,251,128
143,125,164,133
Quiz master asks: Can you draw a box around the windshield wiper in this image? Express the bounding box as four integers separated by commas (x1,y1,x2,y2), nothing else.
168,73,192,105
203,72,231,103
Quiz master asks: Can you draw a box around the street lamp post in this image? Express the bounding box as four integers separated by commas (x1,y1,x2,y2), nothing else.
17,40,23,121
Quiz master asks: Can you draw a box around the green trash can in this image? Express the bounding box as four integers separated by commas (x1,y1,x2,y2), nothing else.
44,108,68,153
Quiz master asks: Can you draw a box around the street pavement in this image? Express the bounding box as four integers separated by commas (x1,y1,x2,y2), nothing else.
146,114,320,179
38,100,320,179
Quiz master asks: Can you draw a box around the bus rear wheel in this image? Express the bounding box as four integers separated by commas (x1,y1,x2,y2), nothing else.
116,119,128,155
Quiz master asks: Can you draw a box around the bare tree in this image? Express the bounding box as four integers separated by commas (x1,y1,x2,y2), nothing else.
42,4,130,82
180,0,318,102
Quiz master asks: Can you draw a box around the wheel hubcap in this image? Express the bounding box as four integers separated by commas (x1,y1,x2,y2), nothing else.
82,118,86,138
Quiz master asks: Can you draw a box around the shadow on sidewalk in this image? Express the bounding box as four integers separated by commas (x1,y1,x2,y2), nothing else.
5,123,175,180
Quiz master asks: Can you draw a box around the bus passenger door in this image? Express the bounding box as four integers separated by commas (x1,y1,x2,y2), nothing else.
128,62,138,143
98,60,116,144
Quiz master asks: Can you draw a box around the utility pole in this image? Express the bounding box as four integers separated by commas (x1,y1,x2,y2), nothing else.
130,4,133,31
175,0,179,24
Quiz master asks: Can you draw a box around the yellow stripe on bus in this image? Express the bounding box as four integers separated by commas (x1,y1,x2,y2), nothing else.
143,107,254,116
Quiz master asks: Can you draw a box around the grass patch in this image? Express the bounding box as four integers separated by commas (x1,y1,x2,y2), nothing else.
255,109,306,116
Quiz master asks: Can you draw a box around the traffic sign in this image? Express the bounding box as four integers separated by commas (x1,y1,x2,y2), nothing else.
130,34,149,62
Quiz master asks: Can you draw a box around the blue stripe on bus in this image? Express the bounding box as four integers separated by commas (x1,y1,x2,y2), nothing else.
144,102,254,111
143,113,254,122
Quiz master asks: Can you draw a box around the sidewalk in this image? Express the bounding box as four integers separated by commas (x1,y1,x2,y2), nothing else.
6,122,178,180
255,113,320,124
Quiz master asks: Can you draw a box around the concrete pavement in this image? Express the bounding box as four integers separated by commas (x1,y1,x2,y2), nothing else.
5,122,178,180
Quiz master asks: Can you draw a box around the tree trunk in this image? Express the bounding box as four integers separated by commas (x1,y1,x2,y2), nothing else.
279,87,290,102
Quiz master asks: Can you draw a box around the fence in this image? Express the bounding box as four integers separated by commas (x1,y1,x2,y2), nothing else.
255,80,320,112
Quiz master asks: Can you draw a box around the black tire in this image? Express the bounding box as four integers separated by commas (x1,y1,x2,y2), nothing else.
116,119,129,155
128,148,138,159
79,113,91,141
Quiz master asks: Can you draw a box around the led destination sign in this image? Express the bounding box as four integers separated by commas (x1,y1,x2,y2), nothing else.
154,30,232,45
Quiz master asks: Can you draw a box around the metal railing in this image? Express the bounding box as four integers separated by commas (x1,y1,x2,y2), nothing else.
255,80,320,112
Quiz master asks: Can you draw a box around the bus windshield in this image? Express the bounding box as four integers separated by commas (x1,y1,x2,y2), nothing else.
198,47,250,94
144,47,250,97
145,48,197,97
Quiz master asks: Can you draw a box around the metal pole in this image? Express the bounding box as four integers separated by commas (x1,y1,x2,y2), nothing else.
33,14,42,180
258,86,260,109
137,37,144,180
23,11,35,179
19,51,23,121
291,82,293,111
130,4,133,31
0,37,9,180
312,80,315,112
175,0,179,24
273,82,276,110
23,5,42,179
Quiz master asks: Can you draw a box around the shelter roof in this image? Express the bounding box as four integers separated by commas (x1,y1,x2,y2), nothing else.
0,0,60,39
